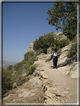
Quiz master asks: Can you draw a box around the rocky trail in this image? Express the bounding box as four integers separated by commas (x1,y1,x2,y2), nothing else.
33,54,77,104
3,52,78,105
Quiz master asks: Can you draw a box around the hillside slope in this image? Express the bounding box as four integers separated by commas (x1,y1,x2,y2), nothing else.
3,44,78,104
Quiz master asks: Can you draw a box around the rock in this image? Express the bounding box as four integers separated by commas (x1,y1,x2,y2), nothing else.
58,55,77,68
42,74,48,79
60,98,65,103
45,98,54,103
54,32,67,40
33,71,38,76
3,94,10,100
45,91,56,98
47,47,51,54
23,91,31,97
70,63,77,78
54,91,65,97
25,40,35,53
58,44,71,65
22,73,26,77
45,97,60,103
45,87,65,97
37,53,46,59
13,82,17,88
3,92,9,97
30,77,42,88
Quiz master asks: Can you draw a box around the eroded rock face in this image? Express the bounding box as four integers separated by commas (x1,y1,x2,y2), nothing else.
25,40,35,53
54,32,67,40
58,43,72,65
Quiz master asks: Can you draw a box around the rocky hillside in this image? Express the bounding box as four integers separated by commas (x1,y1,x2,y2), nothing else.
25,32,67,53
3,33,78,104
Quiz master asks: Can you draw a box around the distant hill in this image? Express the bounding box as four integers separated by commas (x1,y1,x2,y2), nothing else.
0,60,17,68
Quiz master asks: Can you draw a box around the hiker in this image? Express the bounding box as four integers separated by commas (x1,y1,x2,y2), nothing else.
52,48,60,68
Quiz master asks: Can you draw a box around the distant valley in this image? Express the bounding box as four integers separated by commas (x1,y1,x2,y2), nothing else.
0,60,17,68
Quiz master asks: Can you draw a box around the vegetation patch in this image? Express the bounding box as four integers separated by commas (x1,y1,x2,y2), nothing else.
59,39,69,48
2,68,13,96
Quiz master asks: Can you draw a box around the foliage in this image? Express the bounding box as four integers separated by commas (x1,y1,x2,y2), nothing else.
72,35,77,43
51,38,60,51
46,3,77,40
34,32,70,53
26,65,36,75
33,32,56,53
59,39,69,48
67,43,77,58
2,68,13,96
6,65,13,71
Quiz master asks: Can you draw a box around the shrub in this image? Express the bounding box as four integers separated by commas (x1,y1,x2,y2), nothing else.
33,32,55,54
2,68,13,96
24,52,34,61
26,71,30,76
72,35,77,43
6,65,13,71
22,77,29,83
27,65,36,75
67,43,77,58
59,39,69,48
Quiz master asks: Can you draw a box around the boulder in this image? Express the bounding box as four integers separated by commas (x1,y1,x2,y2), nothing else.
13,82,17,88
58,44,72,65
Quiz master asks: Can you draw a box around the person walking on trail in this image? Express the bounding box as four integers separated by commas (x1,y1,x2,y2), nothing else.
52,48,60,68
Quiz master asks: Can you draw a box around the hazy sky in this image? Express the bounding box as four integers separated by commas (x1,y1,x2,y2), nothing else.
3,2,62,62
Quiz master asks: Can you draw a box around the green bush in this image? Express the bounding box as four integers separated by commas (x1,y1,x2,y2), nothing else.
27,65,36,75
24,52,34,61
2,68,13,95
67,43,77,58
59,39,69,48
6,65,13,71
72,35,77,43
33,32,69,54
22,77,29,83
33,32,55,54
26,71,30,75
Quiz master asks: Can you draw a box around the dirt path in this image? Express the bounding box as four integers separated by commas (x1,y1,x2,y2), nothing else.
35,57,77,103
3,54,77,104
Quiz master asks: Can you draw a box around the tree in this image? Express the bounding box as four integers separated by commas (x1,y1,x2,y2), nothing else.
46,2,77,40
